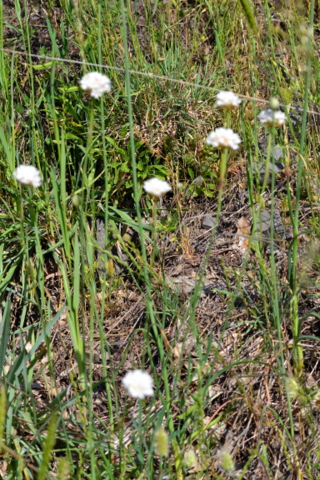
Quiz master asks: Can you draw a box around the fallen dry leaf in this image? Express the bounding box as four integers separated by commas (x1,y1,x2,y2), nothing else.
172,343,183,359
236,216,251,253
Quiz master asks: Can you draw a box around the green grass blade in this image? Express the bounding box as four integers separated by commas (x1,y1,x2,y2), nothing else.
37,415,57,480
0,300,11,376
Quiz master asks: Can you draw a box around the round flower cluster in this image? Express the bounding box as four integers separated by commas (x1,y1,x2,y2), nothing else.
258,109,286,127
143,178,172,198
215,91,242,109
13,165,42,188
206,128,242,150
122,370,154,399
80,72,111,99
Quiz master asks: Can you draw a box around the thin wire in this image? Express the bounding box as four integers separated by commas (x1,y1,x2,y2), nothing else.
1,47,320,116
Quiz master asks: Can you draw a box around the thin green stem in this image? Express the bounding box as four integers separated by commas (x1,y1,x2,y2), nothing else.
291,0,315,295
151,198,158,268
95,3,114,437
261,131,272,194
17,185,26,250
268,126,296,446
118,0,161,348
187,147,228,346
119,1,179,474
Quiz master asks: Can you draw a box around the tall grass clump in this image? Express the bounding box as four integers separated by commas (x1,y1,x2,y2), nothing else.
0,0,320,478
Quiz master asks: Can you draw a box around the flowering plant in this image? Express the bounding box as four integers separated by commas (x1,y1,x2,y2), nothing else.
122,370,154,399
13,165,42,188
143,178,172,198
206,128,241,150
258,109,286,127
215,91,242,109
80,72,111,99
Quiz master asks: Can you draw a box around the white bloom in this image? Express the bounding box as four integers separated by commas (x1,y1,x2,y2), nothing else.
206,128,241,150
122,370,154,399
13,165,42,188
215,91,242,109
80,72,111,99
258,109,286,127
143,178,172,197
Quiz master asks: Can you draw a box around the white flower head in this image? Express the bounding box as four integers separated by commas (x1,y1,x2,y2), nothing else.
80,72,111,99
143,178,172,198
215,91,242,109
13,165,42,188
206,128,241,150
258,109,286,127
122,370,154,399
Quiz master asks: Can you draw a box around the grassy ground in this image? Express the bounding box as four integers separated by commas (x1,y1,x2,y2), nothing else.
1,0,320,478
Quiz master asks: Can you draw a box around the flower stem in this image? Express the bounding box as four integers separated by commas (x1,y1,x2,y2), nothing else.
17,184,26,250
151,197,158,268
119,3,179,468
290,0,315,295
217,147,228,208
